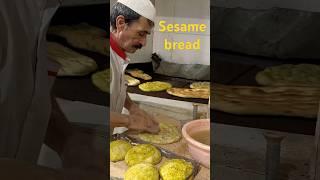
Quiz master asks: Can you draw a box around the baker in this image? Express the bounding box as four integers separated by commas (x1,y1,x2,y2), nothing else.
110,0,160,133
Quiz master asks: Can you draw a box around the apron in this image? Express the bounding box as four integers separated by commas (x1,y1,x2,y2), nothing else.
110,36,130,134
0,0,60,163
110,38,130,113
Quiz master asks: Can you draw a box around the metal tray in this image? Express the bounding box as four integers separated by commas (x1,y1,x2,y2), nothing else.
111,133,201,180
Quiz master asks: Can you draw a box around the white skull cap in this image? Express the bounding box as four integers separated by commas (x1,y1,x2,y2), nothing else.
117,0,156,22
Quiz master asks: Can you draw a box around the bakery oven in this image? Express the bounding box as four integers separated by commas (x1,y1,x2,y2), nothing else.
48,2,109,107
212,5,320,135
211,3,320,180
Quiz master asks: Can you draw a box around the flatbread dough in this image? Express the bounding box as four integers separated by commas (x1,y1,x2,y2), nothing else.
124,163,159,180
125,75,140,86
139,81,172,92
47,42,97,76
138,123,181,144
48,23,108,56
125,144,162,166
127,69,152,80
256,64,320,87
212,83,320,118
91,69,111,93
159,159,193,180
167,88,209,99
110,140,133,162
190,82,210,89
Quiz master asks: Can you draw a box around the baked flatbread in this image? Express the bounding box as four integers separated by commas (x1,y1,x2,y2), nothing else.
256,64,320,87
110,140,133,162
47,42,97,76
125,75,140,86
125,144,162,166
127,69,152,80
159,159,193,180
212,83,320,118
190,82,210,89
139,81,172,92
138,123,181,144
48,23,108,56
124,163,159,180
167,88,209,99
91,69,110,93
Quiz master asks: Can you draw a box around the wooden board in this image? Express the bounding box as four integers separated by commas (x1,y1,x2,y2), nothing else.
110,114,210,179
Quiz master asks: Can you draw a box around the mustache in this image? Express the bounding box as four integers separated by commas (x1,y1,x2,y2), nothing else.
133,44,142,49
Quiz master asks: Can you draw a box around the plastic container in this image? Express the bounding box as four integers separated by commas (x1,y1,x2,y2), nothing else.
182,119,210,168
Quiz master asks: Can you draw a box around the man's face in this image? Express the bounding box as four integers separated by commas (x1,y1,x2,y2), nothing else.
117,17,152,53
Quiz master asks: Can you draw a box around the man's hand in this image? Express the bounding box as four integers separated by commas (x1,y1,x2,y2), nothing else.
127,104,160,134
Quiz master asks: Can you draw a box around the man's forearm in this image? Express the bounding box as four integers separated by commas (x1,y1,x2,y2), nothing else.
124,93,135,110
110,111,129,130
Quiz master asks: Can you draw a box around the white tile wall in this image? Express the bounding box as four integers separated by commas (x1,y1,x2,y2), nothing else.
174,0,210,19
155,0,175,17
153,31,173,61
171,34,210,65
154,0,210,65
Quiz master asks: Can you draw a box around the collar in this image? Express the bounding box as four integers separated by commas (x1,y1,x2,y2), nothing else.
110,34,127,60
